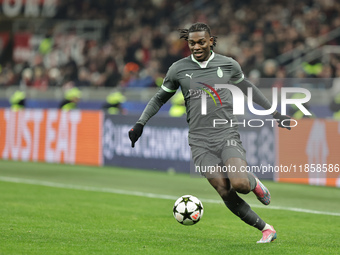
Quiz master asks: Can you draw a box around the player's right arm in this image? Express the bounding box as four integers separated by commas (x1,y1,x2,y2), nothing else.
128,64,179,147
229,58,291,130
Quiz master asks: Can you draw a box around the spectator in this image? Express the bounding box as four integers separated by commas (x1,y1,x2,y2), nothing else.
10,90,26,111
103,59,121,87
59,85,82,111
19,68,33,88
76,67,91,87
102,91,126,115
48,68,62,87
32,66,49,91
2,0,340,89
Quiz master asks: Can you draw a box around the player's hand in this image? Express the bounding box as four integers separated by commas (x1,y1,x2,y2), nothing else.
128,123,144,147
273,112,291,130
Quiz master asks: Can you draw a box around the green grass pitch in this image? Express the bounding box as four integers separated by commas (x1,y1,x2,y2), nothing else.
0,160,339,254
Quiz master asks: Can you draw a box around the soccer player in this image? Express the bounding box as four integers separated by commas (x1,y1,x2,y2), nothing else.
128,23,291,243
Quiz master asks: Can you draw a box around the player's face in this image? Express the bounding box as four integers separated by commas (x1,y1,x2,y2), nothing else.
188,31,213,62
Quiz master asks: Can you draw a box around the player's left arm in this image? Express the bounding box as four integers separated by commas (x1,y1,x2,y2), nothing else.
229,59,291,130
128,63,179,147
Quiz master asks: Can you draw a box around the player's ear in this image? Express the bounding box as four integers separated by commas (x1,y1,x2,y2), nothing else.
209,36,214,46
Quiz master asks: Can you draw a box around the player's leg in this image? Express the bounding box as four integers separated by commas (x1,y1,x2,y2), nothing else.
220,144,276,243
206,166,276,243
206,174,264,230
221,143,271,205
192,145,276,242
224,157,251,194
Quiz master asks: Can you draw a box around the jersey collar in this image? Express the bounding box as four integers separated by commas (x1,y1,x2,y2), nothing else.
191,51,215,68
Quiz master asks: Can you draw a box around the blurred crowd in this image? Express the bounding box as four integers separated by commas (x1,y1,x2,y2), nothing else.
1,0,340,90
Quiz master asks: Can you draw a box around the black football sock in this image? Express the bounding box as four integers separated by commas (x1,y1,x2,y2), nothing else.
247,172,257,191
224,190,266,230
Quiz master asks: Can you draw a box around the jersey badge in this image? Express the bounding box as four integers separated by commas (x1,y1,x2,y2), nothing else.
217,67,223,78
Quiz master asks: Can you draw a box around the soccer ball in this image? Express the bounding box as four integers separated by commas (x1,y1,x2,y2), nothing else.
173,195,204,225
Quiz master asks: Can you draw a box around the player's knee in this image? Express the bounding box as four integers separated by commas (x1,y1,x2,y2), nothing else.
230,179,250,194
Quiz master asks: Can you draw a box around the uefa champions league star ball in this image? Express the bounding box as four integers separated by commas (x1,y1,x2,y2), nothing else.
173,195,204,225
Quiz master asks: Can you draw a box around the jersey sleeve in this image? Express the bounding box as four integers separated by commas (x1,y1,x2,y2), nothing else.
229,58,245,84
137,64,179,126
161,63,180,93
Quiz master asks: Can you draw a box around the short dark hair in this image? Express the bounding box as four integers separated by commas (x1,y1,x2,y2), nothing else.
179,22,217,47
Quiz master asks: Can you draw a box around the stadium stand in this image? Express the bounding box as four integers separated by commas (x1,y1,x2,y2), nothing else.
0,0,340,114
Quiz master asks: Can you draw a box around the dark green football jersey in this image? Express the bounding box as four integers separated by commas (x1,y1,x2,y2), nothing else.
161,52,245,142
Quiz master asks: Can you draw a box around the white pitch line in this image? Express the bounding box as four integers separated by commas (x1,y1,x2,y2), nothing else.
1,176,340,217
